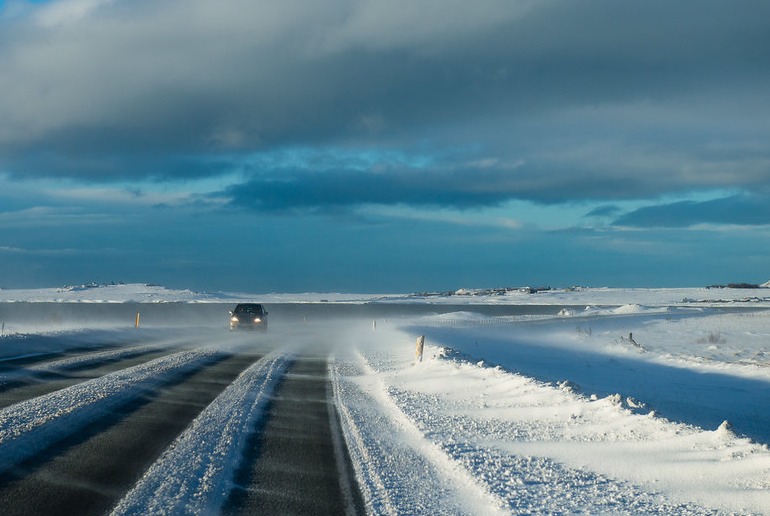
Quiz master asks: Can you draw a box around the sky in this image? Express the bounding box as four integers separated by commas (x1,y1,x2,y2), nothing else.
0,0,769,293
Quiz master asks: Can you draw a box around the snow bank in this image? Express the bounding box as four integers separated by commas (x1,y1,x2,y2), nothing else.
330,352,506,515
336,310,770,514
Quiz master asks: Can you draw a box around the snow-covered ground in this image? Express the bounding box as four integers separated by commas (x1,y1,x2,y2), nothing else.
1,282,769,306
2,283,770,514
332,306,770,514
0,283,385,304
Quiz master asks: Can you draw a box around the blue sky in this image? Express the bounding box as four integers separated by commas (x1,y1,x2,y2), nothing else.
1,0,769,292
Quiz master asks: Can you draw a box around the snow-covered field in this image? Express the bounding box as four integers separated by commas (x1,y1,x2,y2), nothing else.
1,283,770,514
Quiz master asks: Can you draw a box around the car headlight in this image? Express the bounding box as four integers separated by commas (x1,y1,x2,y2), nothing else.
230,316,239,323
254,317,262,323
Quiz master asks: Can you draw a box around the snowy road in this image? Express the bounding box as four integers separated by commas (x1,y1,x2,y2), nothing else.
0,324,363,515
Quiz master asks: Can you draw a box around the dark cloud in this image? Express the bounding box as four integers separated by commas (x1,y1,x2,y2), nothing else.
0,149,235,182
216,146,770,211
0,0,768,206
216,150,678,212
585,205,622,218
613,194,770,228
223,166,519,212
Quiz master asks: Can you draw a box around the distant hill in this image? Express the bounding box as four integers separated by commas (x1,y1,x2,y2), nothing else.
708,282,768,289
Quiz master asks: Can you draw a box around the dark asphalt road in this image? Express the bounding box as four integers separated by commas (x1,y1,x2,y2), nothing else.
224,353,365,515
0,348,174,410
0,328,365,515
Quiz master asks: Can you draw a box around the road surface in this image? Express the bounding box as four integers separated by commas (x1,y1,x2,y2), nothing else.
0,322,365,515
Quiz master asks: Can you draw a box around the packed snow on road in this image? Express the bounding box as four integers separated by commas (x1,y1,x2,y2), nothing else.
1,283,770,514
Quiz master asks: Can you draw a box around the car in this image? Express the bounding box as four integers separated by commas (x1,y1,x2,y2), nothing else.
229,303,268,331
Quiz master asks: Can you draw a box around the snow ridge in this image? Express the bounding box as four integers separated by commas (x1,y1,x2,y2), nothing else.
111,350,292,515
0,345,162,388
330,352,507,515
330,359,396,514
0,348,221,474
26,344,162,372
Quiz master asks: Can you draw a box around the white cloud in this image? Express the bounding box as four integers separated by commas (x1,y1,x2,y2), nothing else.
0,206,122,228
360,204,523,230
44,186,192,206
0,245,26,253
0,244,87,255
315,0,542,55
35,0,113,27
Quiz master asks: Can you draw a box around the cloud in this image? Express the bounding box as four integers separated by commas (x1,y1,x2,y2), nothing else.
0,0,768,209
361,204,523,230
585,205,622,218
222,166,521,212
216,139,770,211
34,0,113,27
0,244,87,256
613,194,770,228
0,206,123,228
44,185,193,206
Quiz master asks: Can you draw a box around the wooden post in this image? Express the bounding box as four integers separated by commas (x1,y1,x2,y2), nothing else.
135,312,140,329
415,335,425,363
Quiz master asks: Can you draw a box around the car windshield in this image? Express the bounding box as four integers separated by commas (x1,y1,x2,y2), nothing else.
234,304,262,314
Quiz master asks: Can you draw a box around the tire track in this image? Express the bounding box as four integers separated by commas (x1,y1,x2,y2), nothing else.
224,353,365,515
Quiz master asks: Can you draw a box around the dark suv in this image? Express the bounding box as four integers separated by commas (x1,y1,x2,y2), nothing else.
229,303,268,331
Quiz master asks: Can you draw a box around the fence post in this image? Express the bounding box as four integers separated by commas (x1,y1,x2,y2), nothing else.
415,335,425,363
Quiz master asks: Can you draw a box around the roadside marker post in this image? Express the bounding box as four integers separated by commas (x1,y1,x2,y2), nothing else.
415,335,425,363
135,312,140,329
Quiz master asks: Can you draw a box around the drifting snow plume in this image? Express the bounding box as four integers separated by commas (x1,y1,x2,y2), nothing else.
715,420,735,438
612,304,645,314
